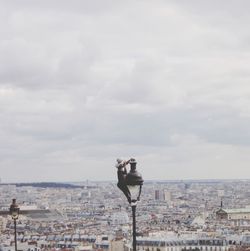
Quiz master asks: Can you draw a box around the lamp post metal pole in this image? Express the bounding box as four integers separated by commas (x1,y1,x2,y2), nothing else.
132,204,136,251
10,199,19,251
116,158,143,251
14,218,17,251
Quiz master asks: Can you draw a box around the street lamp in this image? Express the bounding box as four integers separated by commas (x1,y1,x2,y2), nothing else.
125,159,144,251
9,199,19,251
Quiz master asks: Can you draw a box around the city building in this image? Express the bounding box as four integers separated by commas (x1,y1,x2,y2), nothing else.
155,190,160,200
216,208,250,226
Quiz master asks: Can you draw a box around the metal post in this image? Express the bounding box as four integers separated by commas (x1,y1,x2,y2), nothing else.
14,219,17,251
132,204,136,251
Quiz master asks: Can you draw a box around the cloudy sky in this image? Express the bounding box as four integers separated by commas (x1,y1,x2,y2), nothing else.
1,0,250,182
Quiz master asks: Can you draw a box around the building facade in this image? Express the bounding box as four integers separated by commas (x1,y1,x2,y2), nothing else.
216,208,250,226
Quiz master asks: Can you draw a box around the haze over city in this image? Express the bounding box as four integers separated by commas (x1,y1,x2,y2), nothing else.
1,0,250,182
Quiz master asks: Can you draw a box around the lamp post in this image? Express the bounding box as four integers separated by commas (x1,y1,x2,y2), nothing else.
125,159,144,251
9,199,19,251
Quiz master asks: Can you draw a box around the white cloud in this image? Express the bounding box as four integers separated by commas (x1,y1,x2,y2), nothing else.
0,0,250,182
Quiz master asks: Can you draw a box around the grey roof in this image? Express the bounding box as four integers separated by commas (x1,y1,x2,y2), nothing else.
224,208,250,214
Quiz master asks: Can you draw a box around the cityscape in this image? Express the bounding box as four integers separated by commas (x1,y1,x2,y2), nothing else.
1,0,250,251
1,179,250,250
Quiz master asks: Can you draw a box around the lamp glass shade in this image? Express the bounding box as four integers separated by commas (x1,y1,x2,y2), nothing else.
127,184,141,202
11,208,19,220
10,199,19,220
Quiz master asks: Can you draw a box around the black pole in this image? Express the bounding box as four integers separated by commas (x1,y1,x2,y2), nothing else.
14,219,17,251
132,204,136,251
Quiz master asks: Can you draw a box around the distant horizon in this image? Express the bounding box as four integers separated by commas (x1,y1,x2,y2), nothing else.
1,178,250,185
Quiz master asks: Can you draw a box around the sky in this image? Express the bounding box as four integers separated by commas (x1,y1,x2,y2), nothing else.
1,0,250,182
